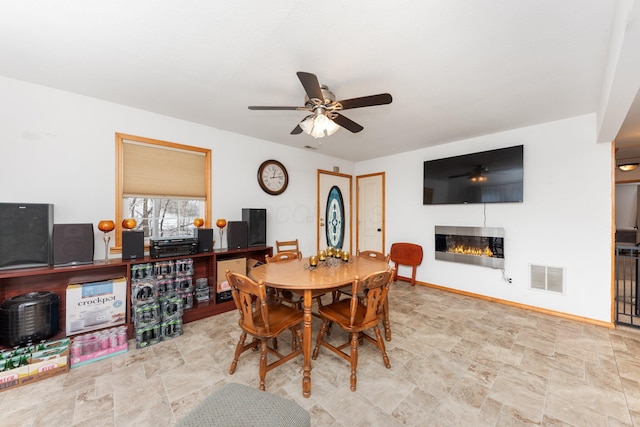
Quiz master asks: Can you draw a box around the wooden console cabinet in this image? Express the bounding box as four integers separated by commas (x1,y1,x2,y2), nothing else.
0,246,272,343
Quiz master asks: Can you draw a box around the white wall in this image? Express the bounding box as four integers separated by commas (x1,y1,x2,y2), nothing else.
0,76,614,322
356,114,613,322
0,76,354,259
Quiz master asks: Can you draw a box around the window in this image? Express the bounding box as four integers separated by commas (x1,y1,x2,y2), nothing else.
114,133,211,251
123,197,204,238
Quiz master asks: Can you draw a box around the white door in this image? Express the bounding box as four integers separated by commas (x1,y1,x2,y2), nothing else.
357,172,385,253
317,170,352,253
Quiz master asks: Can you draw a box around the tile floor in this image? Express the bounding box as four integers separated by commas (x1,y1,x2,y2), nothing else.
2,282,640,426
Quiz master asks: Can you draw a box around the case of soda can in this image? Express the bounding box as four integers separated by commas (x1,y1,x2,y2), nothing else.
178,289,193,310
195,278,210,302
130,263,154,281
131,279,158,306
174,276,193,292
156,278,176,295
159,292,183,321
153,260,176,279
133,302,161,328
135,324,161,348
130,258,196,348
160,318,183,341
175,258,194,276
70,327,128,359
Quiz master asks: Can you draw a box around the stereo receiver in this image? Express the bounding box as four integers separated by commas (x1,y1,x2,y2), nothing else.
149,237,198,259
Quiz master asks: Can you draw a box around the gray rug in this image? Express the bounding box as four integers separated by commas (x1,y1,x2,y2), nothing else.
175,383,310,427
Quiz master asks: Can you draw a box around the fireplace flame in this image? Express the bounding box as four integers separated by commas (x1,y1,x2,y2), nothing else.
448,245,494,257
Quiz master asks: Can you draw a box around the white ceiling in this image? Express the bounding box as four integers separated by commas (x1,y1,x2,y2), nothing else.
1,1,639,162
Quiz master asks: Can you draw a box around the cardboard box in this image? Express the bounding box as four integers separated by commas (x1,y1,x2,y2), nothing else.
216,258,246,293
0,340,70,392
0,364,30,391
246,258,263,273
66,277,127,336
29,346,69,374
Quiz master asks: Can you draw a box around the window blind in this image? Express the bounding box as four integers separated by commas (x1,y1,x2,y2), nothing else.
122,140,207,199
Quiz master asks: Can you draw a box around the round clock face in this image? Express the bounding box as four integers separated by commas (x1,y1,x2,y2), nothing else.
258,160,289,195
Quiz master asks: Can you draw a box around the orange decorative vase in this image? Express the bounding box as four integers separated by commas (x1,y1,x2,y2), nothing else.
98,220,115,233
122,218,137,230
216,219,226,249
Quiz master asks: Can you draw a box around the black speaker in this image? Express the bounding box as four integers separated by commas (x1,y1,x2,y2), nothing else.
0,203,53,270
242,208,266,247
53,223,94,266
226,221,248,249
122,230,144,260
194,228,214,253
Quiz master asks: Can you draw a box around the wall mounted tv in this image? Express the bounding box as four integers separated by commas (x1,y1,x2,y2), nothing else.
423,145,523,205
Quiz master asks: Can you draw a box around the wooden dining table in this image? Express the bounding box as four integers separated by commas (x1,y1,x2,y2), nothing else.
249,255,391,397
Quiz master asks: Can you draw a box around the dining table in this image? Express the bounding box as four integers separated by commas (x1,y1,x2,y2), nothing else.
249,254,391,397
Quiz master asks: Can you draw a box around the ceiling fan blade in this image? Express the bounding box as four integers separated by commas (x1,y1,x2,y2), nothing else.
291,124,303,135
332,113,364,133
448,173,470,179
248,106,307,111
297,72,324,101
339,93,392,110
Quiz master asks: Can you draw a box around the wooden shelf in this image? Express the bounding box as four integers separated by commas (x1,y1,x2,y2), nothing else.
0,246,272,344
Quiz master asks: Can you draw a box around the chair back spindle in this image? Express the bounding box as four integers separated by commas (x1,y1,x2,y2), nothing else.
276,239,300,256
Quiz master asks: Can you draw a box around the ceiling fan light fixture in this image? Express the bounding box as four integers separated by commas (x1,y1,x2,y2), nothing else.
248,72,391,137
618,163,639,171
300,111,340,138
469,175,488,182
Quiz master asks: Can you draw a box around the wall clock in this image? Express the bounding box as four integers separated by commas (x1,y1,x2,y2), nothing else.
257,159,289,195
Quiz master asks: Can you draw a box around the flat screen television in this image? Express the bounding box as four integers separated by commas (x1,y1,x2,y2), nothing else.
423,145,523,205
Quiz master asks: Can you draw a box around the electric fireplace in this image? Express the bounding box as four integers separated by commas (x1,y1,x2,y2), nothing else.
435,226,504,269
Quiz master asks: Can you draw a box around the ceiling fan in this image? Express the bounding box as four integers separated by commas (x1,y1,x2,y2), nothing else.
248,72,392,138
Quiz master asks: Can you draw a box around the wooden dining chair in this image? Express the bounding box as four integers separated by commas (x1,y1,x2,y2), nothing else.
357,250,391,263
226,270,304,391
312,268,395,391
266,251,327,318
275,239,300,255
265,251,301,263
332,249,394,341
266,250,304,310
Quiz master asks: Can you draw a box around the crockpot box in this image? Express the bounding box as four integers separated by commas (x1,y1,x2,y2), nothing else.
66,277,127,336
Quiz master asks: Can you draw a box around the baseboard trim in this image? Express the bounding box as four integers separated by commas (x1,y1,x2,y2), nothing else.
412,280,614,329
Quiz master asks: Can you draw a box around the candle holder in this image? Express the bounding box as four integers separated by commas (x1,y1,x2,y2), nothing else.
122,218,137,230
215,218,227,249
97,220,115,262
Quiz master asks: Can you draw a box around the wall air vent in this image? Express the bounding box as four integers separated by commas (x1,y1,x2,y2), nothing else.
530,264,564,294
